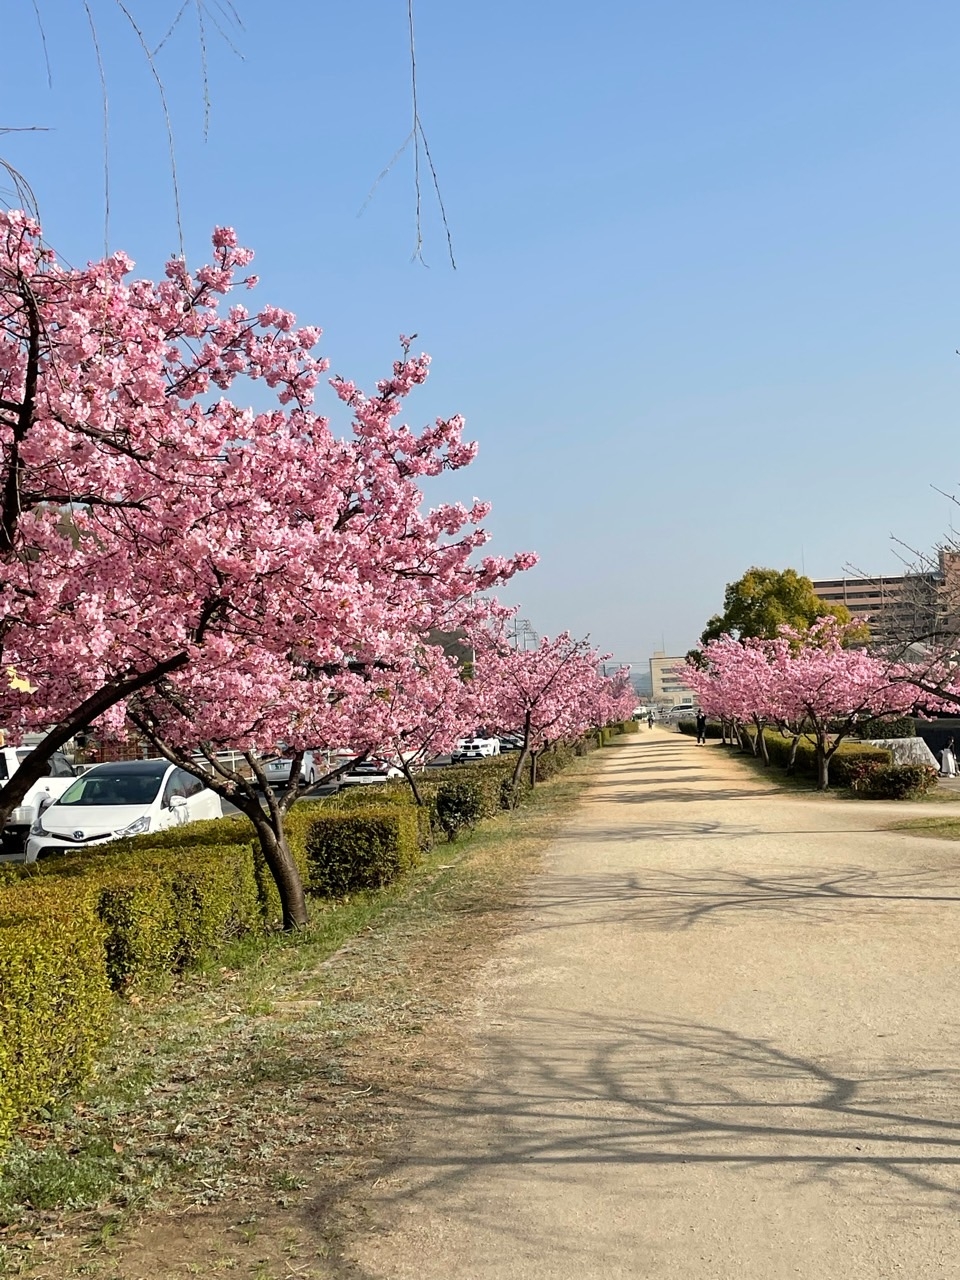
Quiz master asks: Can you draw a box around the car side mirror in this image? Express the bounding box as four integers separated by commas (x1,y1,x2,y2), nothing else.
169,794,188,809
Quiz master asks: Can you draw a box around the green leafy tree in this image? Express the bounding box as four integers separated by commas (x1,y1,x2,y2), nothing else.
700,567,866,646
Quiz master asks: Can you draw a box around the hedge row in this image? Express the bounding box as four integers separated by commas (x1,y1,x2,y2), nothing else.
678,719,724,739
0,892,112,1149
0,805,420,1146
732,728,937,796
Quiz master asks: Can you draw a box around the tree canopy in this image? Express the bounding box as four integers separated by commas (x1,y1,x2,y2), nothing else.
700,567,862,646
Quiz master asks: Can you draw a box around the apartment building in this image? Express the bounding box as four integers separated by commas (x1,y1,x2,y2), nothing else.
649,651,698,708
812,551,960,647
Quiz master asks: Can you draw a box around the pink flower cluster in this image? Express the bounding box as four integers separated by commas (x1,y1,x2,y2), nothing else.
0,213,544,775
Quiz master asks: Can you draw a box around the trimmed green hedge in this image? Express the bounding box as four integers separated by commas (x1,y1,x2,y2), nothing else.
742,728,890,778
331,785,435,851
0,890,113,1147
851,763,939,799
303,807,421,896
435,779,486,840
851,715,916,740
12,841,263,989
678,719,725,738
0,834,265,1146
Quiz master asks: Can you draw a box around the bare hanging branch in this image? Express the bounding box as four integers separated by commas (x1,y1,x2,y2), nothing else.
8,3,444,266
81,0,111,255
361,3,457,269
28,0,53,90
406,0,456,268
113,1,185,254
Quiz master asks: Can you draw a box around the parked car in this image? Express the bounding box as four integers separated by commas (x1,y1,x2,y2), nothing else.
0,747,78,862
259,749,318,787
25,759,223,862
453,736,501,762
338,760,404,787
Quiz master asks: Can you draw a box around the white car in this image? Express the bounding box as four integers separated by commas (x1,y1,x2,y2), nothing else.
258,749,319,787
0,747,78,862
338,760,404,787
453,737,501,762
25,759,223,862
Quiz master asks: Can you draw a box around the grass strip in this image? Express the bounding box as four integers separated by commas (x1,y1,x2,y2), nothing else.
886,815,960,838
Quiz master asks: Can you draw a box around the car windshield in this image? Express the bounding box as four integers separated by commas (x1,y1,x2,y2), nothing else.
57,771,165,807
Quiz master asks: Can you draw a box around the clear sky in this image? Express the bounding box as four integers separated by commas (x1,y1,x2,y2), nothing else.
5,1,960,668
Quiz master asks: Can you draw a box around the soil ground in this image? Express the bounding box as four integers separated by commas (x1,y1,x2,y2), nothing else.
348,729,960,1279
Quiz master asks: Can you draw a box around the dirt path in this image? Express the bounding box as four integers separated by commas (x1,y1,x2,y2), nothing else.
348,730,960,1279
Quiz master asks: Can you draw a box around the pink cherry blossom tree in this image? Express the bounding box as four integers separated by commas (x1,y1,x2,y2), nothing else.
0,211,534,925
687,620,925,789
684,637,783,761
473,628,611,789
769,620,923,788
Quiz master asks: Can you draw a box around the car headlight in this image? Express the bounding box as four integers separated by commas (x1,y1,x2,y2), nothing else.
118,815,151,837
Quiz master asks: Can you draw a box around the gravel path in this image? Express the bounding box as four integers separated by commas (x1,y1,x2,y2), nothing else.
349,731,960,1278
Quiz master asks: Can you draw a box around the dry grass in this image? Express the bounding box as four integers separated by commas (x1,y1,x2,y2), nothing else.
886,815,960,838
0,752,605,1280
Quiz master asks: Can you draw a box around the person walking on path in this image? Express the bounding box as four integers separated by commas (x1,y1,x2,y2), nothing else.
941,736,957,776
696,710,708,744
647,712,655,730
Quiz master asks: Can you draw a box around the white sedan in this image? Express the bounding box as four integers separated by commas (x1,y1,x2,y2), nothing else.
453,737,501,762
259,750,319,787
25,759,222,862
338,760,404,787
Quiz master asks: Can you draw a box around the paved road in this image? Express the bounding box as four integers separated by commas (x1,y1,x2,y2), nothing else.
350,730,960,1279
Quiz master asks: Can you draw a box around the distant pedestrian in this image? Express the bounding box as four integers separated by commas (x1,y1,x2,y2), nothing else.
647,712,655,730
942,737,957,777
696,711,708,745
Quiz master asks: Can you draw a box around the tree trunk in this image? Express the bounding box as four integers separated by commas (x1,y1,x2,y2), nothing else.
399,757,424,805
511,712,533,789
787,734,800,771
755,721,769,766
121,714,310,930
248,807,309,930
530,751,538,787
816,742,830,791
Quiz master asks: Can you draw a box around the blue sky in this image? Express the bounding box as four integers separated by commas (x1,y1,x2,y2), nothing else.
5,1,960,668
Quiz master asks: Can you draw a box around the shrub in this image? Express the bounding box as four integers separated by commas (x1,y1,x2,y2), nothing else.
743,729,892,783
535,742,575,781
852,715,916,740
0,888,112,1147
23,841,263,987
330,785,435,850
435,779,487,840
679,719,724,738
854,763,939,800
303,808,420,896
829,746,894,787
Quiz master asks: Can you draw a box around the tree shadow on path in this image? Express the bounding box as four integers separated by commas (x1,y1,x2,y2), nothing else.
322,1010,960,1274
514,865,960,933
